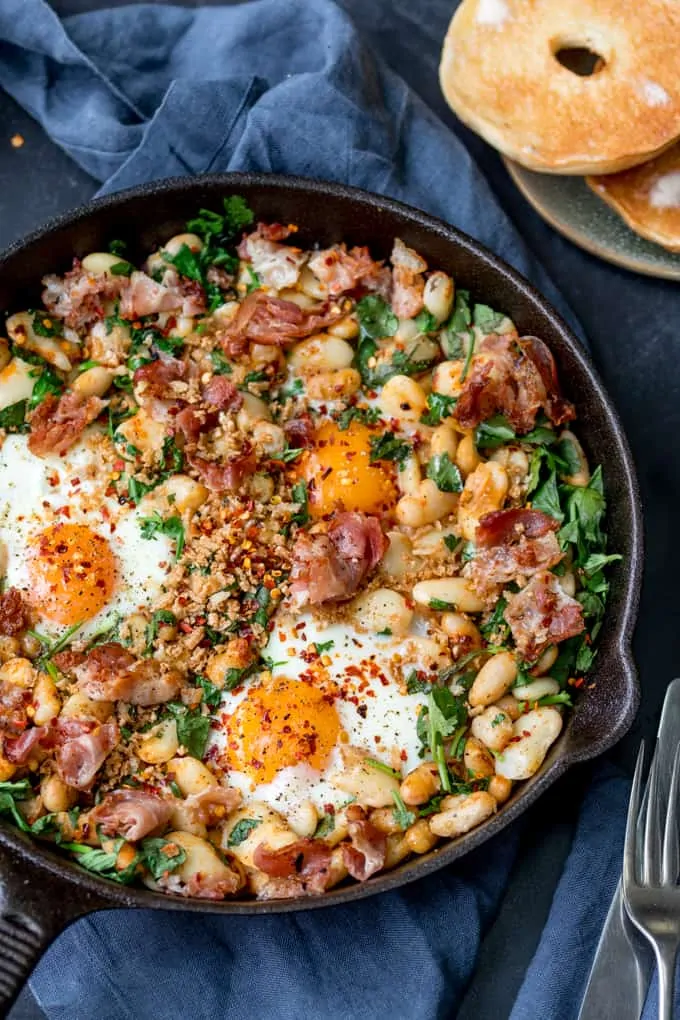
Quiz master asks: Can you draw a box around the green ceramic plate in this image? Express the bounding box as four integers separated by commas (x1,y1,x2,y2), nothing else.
505,158,680,281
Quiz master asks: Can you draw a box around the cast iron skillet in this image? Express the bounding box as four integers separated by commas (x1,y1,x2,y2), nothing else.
0,174,642,1010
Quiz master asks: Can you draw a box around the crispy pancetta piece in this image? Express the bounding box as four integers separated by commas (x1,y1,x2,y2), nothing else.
465,509,563,599
75,644,182,706
390,238,426,318
0,588,29,637
289,512,388,609
89,789,173,841
220,292,344,357
28,391,105,458
504,570,585,659
308,244,389,297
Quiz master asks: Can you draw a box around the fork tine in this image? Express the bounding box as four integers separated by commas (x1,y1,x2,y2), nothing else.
643,745,662,885
661,743,680,885
624,741,645,893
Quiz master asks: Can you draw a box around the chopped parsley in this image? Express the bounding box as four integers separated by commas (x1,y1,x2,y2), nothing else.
109,260,135,277
30,311,60,338
194,675,223,709
365,758,401,778
369,432,411,467
314,640,335,654
336,405,381,431
210,349,233,375
314,813,336,838
290,480,309,527
472,303,507,334
138,512,185,561
144,610,177,654
417,686,468,793
420,392,457,426
392,791,416,829
406,670,431,695
246,266,262,294
440,289,473,361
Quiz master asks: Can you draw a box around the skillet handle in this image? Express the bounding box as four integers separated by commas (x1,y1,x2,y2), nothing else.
0,837,110,1014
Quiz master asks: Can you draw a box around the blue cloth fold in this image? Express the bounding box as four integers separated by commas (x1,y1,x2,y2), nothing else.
0,2,636,1017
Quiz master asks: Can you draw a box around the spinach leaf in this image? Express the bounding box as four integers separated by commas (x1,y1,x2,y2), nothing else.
405,669,431,695
474,415,516,449
227,818,261,847
440,289,472,360
336,405,381,431
369,432,411,467
420,392,457,426
139,837,187,880
144,610,177,654
290,479,309,526
0,779,33,831
210,350,233,375
109,260,135,277
473,304,507,334
0,400,28,433
417,687,468,793
165,705,210,760
531,470,564,523
194,674,223,709
425,452,463,493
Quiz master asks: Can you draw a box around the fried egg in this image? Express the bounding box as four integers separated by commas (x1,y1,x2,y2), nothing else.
0,431,172,638
209,612,443,819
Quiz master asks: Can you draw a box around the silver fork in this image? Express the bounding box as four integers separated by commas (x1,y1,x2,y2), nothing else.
623,739,680,1020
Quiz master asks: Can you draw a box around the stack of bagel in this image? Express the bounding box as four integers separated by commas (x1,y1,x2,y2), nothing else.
439,0,680,251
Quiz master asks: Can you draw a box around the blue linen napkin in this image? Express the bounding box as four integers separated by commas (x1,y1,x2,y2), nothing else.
0,2,635,1017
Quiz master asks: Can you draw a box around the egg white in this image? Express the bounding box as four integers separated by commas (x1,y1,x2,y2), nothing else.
0,430,173,638
209,612,436,820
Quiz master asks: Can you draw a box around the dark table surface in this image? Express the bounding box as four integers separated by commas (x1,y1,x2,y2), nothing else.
1,1,677,1017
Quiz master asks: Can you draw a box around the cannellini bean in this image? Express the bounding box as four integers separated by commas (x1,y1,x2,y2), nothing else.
328,315,359,339
431,360,464,398
6,311,71,371
19,632,42,659
470,706,514,752
423,272,454,323
138,719,180,765
250,343,283,367
383,832,413,870
400,763,440,806
411,524,459,557
329,753,400,808
403,819,439,855
288,800,319,839
531,645,558,677
379,531,421,580
469,652,517,708
396,479,458,527
0,357,38,412
72,365,114,398
378,375,428,422
494,693,522,722
458,461,509,542
88,318,131,367
278,288,317,310
0,638,18,666
394,318,420,344
512,677,560,702
169,800,207,839
41,775,76,814
495,708,563,780
251,473,275,503
33,673,61,725
163,233,203,256
0,657,34,689
0,339,10,371
351,587,413,636
403,636,451,672
252,421,285,456
429,791,496,838
81,252,128,275
306,368,361,401
369,807,403,835
211,301,240,325
560,572,577,597
412,577,485,613
60,692,113,722
223,804,297,867
559,430,590,487
237,392,272,427
288,334,354,371
115,408,166,455
167,831,242,891
464,736,495,778
455,434,482,477
430,423,459,459
298,265,327,300
143,474,209,516
441,612,483,652
168,757,218,796
488,775,513,804
206,639,252,686
397,456,422,497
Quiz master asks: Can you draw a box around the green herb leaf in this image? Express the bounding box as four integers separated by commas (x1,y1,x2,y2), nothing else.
413,309,438,334
531,470,564,523
194,674,223,709
441,289,472,360
139,836,187,880
153,335,185,356
165,705,210,760
405,670,431,695
109,260,135,277
0,779,32,831
144,610,177,654
138,511,185,560
473,304,507,334
365,757,401,778
314,640,335,654
428,598,454,611
0,400,28,433
336,405,381,431
444,534,461,554
392,790,416,829
419,392,457,427
425,452,463,493
369,432,411,467
227,818,261,847
108,239,127,257
314,813,336,838
291,479,309,527
28,364,63,409
30,312,60,338
246,266,262,294
210,350,233,376
475,416,516,449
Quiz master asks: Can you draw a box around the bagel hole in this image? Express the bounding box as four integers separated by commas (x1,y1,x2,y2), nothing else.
553,46,605,76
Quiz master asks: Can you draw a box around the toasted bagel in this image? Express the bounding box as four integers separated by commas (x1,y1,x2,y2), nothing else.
439,0,680,174
587,142,680,251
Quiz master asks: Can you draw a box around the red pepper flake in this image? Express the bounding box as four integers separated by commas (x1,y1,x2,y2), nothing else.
179,621,193,634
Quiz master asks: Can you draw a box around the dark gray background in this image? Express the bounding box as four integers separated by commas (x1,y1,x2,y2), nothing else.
1,1,674,1016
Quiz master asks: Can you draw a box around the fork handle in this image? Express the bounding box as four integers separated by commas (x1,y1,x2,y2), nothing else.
654,941,678,1020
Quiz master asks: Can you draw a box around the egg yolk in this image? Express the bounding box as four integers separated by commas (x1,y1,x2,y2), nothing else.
28,522,116,625
299,420,398,518
225,677,340,783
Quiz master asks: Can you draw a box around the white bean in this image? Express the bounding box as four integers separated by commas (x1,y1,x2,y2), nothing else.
455,434,482,477
423,272,454,324
411,524,459,557
305,368,361,400
288,800,319,838
512,677,560,702
288,334,354,372
328,316,359,340
6,312,71,372
495,708,563,780
396,479,458,527
115,408,166,455
143,474,209,515
430,423,458,459
329,754,400,808
252,421,286,456
81,252,127,275
41,775,76,813
531,645,558,677
298,265,328,300
560,572,577,597
429,791,496,838
458,461,509,542
222,804,297,867
379,531,420,580
33,673,61,726
378,375,428,422
72,365,114,398
469,652,517,707
351,587,413,636
431,360,464,398
163,233,203,256
412,577,485,613
168,757,217,796
470,706,514,752
464,736,495,778
236,392,272,427
397,456,422,497
440,612,483,651
167,831,241,892
60,692,113,722
138,719,180,765
0,358,35,412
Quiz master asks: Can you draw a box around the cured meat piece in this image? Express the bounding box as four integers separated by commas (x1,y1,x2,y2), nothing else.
75,644,181,706
220,292,344,356
0,588,29,637
89,789,173,841
28,392,105,458
289,512,388,608
504,570,585,659
390,238,426,319
465,508,563,598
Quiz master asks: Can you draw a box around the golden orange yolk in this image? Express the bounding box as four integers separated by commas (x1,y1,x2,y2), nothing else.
299,420,398,519
28,522,116,625
225,677,340,783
